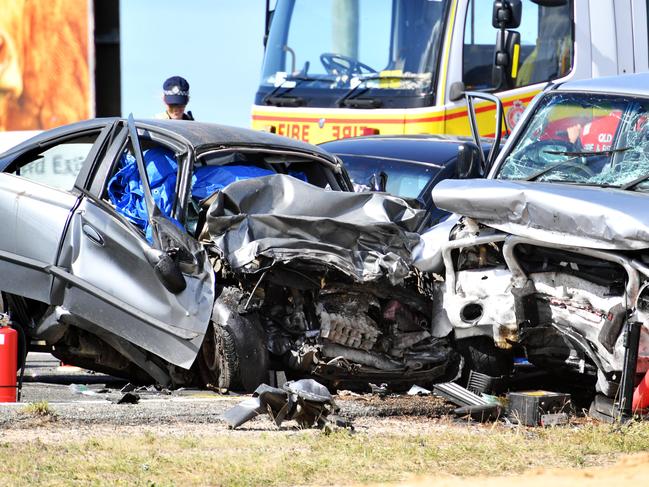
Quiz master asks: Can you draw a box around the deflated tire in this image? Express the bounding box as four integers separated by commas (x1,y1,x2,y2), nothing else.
198,323,240,390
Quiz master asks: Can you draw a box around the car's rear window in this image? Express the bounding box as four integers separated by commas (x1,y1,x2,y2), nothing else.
337,155,438,199
6,134,99,191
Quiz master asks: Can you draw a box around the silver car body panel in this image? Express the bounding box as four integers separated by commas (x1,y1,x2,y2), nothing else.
0,117,359,383
432,178,649,250
421,73,649,394
56,195,215,370
555,72,649,98
0,174,78,302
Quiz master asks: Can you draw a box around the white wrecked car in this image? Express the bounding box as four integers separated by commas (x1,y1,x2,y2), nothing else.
417,73,649,415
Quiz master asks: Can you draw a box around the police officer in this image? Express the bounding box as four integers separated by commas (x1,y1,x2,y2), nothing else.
157,76,194,120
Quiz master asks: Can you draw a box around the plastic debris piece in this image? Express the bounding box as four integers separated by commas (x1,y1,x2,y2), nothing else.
221,379,346,430
507,391,571,426
480,393,504,405
369,383,390,397
466,370,500,395
68,384,98,396
453,404,502,422
540,412,569,427
116,392,140,404
433,382,489,407
407,385,432,396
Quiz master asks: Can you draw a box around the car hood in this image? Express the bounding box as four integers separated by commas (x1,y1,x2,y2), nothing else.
201,174,424,284
432,178,649,250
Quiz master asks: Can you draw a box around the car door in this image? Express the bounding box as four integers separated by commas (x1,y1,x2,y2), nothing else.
0,122,115,303
56,119,214,373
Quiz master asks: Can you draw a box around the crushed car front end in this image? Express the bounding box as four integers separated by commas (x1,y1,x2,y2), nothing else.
197,174,459,391
418,74,649,403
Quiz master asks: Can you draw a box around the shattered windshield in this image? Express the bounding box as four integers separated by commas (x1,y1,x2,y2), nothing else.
260,0,447,92
498,93,649,190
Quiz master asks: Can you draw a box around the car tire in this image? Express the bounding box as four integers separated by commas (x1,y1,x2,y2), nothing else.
198,323,241,391
197,287,269,392
456,336,513,380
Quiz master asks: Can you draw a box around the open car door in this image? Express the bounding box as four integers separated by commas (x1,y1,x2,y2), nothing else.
464,91,507,173
56,116,214,384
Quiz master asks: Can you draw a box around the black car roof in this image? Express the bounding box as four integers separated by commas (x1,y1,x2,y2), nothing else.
320,134,492,165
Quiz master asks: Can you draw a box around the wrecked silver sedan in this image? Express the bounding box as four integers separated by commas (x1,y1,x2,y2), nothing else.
417,73,649,413
0,118,454,390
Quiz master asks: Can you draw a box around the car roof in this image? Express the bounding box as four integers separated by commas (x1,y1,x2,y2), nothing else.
320,134,491,165
1,117,336,162
139,119,334,157
556,72,649,97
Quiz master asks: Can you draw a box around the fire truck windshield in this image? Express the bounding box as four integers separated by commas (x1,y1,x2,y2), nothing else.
259,0,450,108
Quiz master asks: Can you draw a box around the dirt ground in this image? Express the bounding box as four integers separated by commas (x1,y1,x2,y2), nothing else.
384,453,649,487
3,413,649,486
3,354,649,486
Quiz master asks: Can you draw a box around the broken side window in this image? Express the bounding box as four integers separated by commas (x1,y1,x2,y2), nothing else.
105,141,181,240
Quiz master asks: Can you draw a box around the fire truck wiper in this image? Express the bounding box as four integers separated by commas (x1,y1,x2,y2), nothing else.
335,74,417,108
263,75,328,107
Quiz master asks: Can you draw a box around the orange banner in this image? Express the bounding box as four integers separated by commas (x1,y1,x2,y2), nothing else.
0,0,90,131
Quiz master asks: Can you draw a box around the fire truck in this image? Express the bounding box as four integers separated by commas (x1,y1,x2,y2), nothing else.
252,0,649,144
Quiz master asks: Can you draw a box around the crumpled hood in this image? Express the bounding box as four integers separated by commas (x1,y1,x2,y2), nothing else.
203,174,424,284
432,178,649,250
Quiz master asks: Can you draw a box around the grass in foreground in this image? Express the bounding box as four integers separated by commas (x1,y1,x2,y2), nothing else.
3,421,649,486
19,401,55,417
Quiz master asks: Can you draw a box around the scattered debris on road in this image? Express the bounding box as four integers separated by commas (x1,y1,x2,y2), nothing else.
116,392,140,405
222,379,349,430
507,391,572,427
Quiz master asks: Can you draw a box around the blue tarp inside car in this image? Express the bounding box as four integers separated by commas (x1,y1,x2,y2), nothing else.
108,147,275,239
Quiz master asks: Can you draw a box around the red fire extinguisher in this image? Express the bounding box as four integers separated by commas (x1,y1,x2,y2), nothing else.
0,317,18,403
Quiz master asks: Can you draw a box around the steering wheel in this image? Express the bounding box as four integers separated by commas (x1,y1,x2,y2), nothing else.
546,159,596,178
518,139,576,165
320,53,377,76
510,139,596,179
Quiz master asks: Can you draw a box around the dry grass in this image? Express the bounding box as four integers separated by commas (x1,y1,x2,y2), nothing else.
20,401,55,417
2,419,649,486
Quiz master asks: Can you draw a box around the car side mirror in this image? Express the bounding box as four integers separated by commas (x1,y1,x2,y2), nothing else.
456,143,485,179
154,252,187,294
449,81,465,102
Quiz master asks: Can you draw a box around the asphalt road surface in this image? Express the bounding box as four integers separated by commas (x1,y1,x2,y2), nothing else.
0,353,452,427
